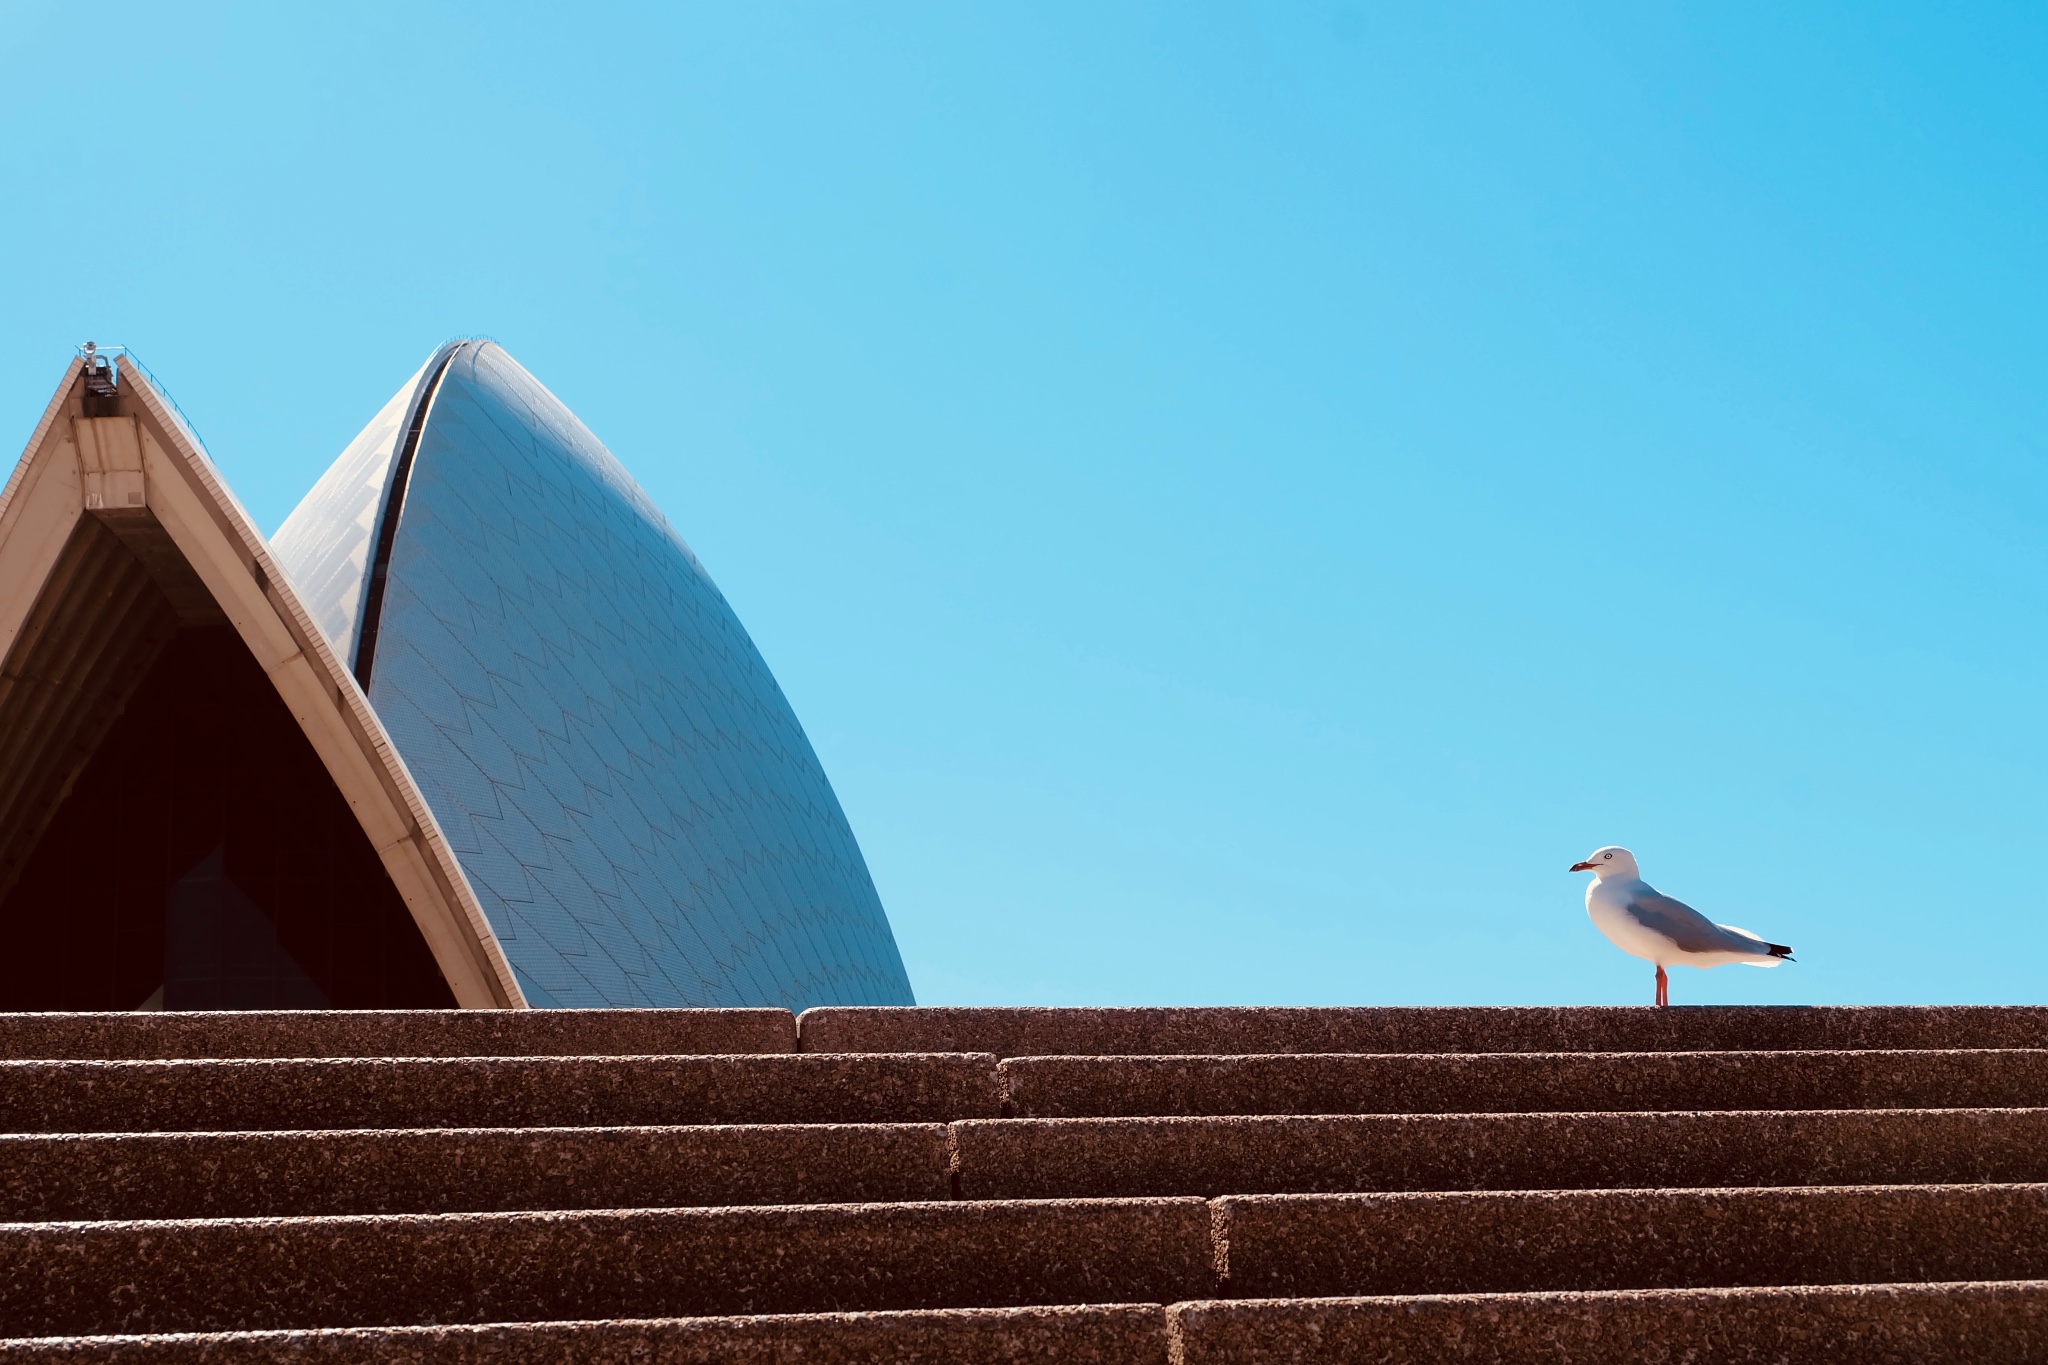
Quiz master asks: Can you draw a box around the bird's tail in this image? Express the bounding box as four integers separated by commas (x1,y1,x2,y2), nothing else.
1722,923,1795,966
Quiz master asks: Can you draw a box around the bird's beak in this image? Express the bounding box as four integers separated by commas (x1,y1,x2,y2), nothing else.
1568,861,1597,872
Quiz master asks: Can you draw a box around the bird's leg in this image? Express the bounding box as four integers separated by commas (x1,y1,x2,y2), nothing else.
1655,965,1669,1008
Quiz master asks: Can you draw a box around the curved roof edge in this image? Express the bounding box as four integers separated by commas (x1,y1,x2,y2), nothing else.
0,353,526,1008
352,339,462,686
271,341,466,674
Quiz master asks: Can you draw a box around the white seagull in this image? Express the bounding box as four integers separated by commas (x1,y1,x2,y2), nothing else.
1570,846,1793,1006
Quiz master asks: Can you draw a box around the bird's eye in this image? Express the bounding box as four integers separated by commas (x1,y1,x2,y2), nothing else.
1603,853,1613,860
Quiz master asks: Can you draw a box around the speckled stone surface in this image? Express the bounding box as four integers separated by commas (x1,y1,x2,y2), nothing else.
0,1011,795,1061
0,1199,1214,1337
1169,1281,2048,1364
0,1305,1172,1364
3,1006,2044,1353
953,1109,2048,1199
0,1053,999,1133
1212,1184,2048,1297
1001,1049,2048,1117
801,1006,2048,1057
0,1124,950,1221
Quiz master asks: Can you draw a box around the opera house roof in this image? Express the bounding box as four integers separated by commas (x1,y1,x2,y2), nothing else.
0,343,913,1011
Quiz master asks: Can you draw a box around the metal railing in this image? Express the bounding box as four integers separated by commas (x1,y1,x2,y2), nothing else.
76,342,214,461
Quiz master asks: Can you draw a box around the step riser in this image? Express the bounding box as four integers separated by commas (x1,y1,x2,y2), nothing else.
0,1127,951,1222
1217,1185,2048,1298
803,1006,2048,1058
1172,1281,2048,1364
957,1110,2048,1199
0,1012,795,1061
0,1201,1213,1338
0,1056,1000,1133
1003,1050,2048,1118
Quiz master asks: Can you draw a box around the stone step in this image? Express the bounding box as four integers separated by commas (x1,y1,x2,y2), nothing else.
954,1108,2048,1199
19,1005,2045,1062
0,1054,999,1133
16,1047,2039,1140
1215,1183,2048,1298
4,1005,2040,1357
0,1199,1213,1339
18,1106,2048,1225
0,1305,1173,1364
1170,1280,2048,1365
0,1010,794,1061
0,1125,950,1222
9,1183,2038,1339
4,1283,2044,1364
1000,1049,2048,1117
14,1007,2047,1064
802,1005,2048,1057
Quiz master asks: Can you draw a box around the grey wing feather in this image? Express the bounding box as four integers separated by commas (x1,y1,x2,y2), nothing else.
1625,887,1764,955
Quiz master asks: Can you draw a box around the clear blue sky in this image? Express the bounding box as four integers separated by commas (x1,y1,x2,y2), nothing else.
5,5,2045,1006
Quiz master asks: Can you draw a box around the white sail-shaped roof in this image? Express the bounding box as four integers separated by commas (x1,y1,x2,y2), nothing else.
273,341,914,1009
0,352,523,1009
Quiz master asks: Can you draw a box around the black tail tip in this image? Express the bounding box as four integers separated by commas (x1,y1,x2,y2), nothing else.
1768,943,1794,959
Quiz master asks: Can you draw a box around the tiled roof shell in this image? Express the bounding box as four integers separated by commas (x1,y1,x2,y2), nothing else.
273,342,913,1008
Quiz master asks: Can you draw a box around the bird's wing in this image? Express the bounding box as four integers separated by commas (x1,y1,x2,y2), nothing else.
1624,886,1763,955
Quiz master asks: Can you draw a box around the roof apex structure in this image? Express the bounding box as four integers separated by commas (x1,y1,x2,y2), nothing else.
0,352,523,1008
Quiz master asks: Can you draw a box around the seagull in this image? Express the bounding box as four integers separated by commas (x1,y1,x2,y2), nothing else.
1570,846,1793,1006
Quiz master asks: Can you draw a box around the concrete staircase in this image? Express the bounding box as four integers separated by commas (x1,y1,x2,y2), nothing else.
2,1005,2047,1362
